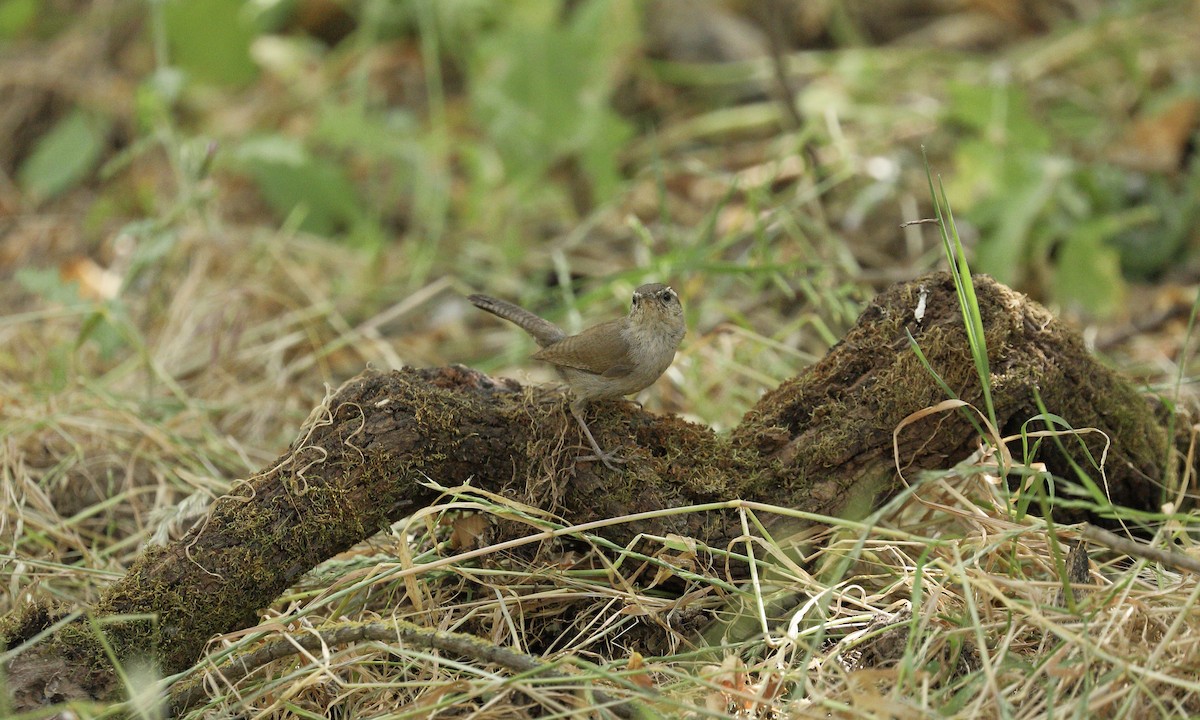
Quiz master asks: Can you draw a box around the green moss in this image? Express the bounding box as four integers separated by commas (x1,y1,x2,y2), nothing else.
0,597,59,649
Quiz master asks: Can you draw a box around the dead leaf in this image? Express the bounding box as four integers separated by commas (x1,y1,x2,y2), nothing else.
1110,97,1200,173
448,513,490,550
60,256,120,300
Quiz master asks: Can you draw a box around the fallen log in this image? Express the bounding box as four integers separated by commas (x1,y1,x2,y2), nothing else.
3,271,1191,711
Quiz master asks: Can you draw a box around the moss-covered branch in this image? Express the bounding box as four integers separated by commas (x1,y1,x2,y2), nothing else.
4,272,1190,711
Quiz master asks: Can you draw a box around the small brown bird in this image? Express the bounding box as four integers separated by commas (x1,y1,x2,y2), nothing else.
468,284,686,469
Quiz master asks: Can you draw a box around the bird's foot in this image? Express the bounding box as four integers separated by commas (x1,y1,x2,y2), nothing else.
574,450,628,471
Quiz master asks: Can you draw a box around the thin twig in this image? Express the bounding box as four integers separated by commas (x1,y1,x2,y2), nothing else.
169,619,645,717
762,0,802,131
1080,524,1200,575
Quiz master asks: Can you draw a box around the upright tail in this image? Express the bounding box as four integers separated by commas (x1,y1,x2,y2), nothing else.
468,294,566,347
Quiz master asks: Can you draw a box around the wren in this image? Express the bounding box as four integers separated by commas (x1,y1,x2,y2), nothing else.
468,283,686,469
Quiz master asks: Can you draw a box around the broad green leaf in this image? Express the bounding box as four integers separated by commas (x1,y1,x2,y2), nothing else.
947,82,1050,152
1055,222,1125,318
0,0,37,37
15,267,82,304
234,136,365,236
973,159,1060,286
17,108,111,201
469,0,634,206
163,0,259,86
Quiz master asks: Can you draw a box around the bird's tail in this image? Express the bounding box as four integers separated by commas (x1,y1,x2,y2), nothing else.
467,295,565,347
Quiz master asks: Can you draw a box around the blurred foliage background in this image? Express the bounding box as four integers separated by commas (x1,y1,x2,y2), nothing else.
2,0,1198,496
2,0,1197,519
4,0,1197,359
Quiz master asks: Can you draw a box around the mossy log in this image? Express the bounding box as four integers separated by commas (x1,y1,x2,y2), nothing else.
3,272,1190,711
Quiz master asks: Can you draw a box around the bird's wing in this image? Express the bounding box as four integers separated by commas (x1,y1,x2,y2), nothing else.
532,320,633,377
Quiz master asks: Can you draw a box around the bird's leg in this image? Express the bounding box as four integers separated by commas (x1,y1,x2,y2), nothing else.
570,398,625,470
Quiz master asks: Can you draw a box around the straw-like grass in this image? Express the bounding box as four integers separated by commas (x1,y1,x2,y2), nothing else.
5,2,1200,718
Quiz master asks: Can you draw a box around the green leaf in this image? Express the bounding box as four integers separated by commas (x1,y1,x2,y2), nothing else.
163,0,260,86
469,0,634,206
0,0,37,38
15,267,82,304
973,159,1061,285
17,108,111,201
1054,221,1126,317
234,136,365,236
947,82,1050,152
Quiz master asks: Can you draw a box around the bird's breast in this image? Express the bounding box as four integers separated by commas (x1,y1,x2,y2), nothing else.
622,320,683,378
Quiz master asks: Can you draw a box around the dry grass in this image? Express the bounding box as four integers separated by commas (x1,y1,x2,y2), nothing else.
8,305,1200,718
5,2,1200,718
103,471,1200,718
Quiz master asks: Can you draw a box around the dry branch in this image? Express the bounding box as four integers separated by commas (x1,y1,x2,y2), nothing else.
3,271,1191,711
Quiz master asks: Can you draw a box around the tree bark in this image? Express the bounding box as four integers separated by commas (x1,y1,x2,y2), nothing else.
3,271,1190,711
